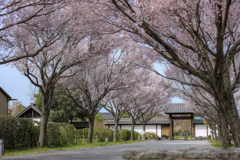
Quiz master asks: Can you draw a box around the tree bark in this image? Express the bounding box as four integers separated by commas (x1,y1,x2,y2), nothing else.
219,65,240,147
217,121,222,141
38,109,49,147
131,123,135,140
143,123,146,140
217,91,240,147
87,116,94,143
114,119,118,142
213,125,217,141
211,127,213,140
218,107,231,147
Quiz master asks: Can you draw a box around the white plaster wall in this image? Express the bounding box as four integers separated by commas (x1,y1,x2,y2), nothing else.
120,125,158,135
195,124,207,137
208,126,211,136
134,125,143,133
146,125,156,133
157,125,161,137
33,119,41,122
121,125,131,130
109,125,121,130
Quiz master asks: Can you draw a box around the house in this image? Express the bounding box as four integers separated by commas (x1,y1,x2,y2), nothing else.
16,103,89,129
0,87,12,116
105,103,209,139
15,103,42,121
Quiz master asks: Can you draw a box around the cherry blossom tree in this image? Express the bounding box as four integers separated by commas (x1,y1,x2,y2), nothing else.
62,51,133,143
0,0,66,64
12,2,112,147
120,71,174,140
91,0,240,146
166,65,231,146
101,88,133,142
138,77,174,140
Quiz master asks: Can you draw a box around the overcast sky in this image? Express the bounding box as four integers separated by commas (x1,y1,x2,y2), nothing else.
0,63,183,109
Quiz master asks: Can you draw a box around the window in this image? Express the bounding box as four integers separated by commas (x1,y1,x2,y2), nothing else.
194,116,202,119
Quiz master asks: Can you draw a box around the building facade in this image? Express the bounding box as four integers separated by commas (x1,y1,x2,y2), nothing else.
105,103,209,139
0,87,12,116
15,103,42,121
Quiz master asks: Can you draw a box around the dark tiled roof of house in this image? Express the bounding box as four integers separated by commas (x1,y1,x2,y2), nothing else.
100,112,114,120
193,119,205,124
105,118,170,125
165,103,193,114
15,103,42,118
0,87,12,99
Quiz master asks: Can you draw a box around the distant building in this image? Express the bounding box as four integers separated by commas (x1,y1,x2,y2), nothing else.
15,103,42,121
105,103,209,139
0,87,12,116
16,103,89,129
99,112,114,120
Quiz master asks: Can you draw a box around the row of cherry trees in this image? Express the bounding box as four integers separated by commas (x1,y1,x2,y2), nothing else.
0,1,174,146
2,0,240,148
85,0,240,147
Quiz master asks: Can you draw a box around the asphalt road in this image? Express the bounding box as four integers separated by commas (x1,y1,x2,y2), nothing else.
1,140,213,160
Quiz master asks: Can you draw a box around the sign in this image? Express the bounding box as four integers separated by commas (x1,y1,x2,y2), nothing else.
140,131,145,134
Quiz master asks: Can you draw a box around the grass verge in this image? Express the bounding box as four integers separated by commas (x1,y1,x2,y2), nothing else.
208,139,235,148
1,140,146,157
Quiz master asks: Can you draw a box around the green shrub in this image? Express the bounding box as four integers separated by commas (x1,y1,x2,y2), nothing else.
76,128,88,143
145,132,158,139
46,122,76,147
208,135,211,139
0,116,77,149
117,129,140,141
94,128,114,142
0,116,40,149
117,129,131,141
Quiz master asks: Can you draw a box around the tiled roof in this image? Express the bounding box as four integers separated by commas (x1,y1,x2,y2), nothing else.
105,118,170,125
165,103,193,114
193,119,205,124
100,112,114,120
0,87,12,99
15,103,42,118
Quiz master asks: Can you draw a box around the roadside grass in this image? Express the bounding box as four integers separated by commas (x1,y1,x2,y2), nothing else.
1,140,146,157
208,139,235,148
173,136,193,140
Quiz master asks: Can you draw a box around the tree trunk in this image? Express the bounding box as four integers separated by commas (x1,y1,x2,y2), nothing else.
217,121,222,141
143,123,146,140
213,125,217,141
211,127,213,140
87,116,94,143
114,119,118,142
218,107,231,147
38,109,49,147
220,66,240,147
131,123,135,140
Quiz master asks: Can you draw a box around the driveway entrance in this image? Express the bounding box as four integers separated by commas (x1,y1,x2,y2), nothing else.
1,140,213,160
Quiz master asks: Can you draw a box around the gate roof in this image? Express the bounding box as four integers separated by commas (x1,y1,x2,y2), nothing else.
165,103,194,114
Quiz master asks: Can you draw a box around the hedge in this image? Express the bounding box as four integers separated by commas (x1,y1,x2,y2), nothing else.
145,132,158,139
0,116,141,150
0,116,76,149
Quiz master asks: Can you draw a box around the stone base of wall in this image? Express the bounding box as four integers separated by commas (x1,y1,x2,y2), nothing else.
122,147,240,160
